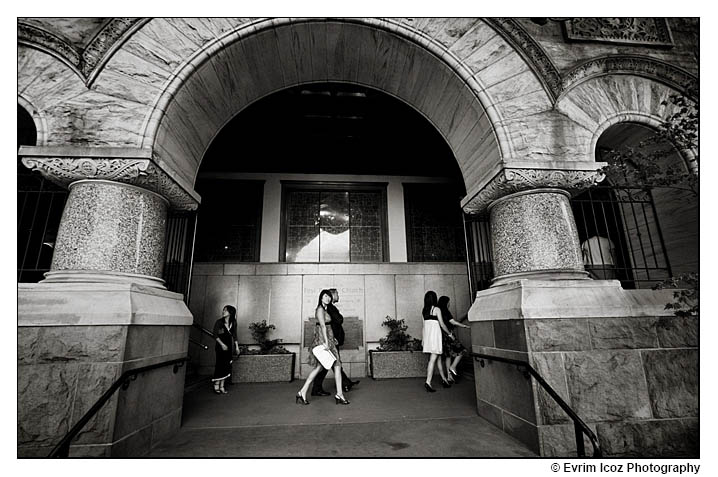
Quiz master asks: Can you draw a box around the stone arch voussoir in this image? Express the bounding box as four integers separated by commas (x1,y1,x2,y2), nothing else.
142,18,548,196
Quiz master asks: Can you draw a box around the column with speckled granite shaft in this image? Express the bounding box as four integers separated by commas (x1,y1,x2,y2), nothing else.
45,179,169,287
488,188,588,285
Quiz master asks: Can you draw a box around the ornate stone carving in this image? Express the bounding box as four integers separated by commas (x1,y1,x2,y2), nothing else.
18,18,146,86
82,18,147,84
18,22,82,74
21,157,198,211
563,18,674,47
484,18,563,101
562,55,698,100
463,167,606,214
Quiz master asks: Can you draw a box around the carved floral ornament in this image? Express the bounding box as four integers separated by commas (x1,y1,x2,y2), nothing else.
20,157,199,211
462,167,606,215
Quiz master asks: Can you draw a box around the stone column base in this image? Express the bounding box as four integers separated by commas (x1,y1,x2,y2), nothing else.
18,282,193,457
467,279,698,457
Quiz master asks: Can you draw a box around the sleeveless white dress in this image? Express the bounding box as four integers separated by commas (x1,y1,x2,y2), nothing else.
422,306,443,354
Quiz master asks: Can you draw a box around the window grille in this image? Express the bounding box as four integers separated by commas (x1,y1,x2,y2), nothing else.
17,163,67,283
571,186,672,289
463,213,493,297
280,182,388,262
404,183,466,262
163,212,197,302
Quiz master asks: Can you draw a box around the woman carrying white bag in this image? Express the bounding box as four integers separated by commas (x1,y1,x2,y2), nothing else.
295,289,350,405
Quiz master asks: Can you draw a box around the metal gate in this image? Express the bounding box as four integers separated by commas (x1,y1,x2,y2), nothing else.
462,186,672,294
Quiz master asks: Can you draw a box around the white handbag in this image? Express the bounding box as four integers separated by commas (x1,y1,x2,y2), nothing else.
312,344,336,370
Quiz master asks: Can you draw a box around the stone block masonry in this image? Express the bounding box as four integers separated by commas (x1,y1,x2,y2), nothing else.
469,279,698,457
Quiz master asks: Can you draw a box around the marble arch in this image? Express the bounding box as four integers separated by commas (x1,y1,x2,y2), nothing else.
142,18,547,196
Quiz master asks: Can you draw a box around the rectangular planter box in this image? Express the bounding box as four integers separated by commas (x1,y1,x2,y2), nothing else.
232,353,295,383
369,350,432,379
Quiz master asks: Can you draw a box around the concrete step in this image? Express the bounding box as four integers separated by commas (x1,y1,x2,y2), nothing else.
150,377,536,457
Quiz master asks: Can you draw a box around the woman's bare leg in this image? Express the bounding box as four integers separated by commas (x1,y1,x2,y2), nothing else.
299,363,324,398
334,361,344,398
451,355,463,374
426,354,437,385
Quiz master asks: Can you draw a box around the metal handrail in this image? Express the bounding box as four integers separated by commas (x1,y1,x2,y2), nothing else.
471,352,602,457
189,338,208,350
192,322,215,339
48,356,188,458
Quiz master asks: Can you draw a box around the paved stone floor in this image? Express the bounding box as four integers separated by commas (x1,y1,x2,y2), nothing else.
149,376,537,458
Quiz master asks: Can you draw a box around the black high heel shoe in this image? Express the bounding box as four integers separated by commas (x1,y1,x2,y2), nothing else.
441,379,452,388
295,392,309,405
424,382,436,393
335,394,350,405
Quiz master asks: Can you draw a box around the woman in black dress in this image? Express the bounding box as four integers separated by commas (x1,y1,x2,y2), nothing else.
212,305,239,394
437,296,470,384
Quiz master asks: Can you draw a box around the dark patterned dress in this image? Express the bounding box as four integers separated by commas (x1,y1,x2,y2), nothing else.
308,306,340,368
440,307,467,358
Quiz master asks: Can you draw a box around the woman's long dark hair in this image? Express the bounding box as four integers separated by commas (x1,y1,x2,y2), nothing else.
422,291,438,319
224,305,237,321
437,295,453,321
317,289,333,308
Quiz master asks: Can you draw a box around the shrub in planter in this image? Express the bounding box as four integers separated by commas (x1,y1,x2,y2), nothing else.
370,316,430,379
233,320,294,383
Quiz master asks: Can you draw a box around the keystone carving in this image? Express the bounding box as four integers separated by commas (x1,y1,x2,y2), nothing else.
20,157,198,211
563,18,674,46
462,167,606,215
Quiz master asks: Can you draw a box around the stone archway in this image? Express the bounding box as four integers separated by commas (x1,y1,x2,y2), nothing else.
143,19,506,197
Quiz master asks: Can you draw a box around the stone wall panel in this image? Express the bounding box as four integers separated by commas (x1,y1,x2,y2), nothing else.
531,352,571,425
493,320,527,351
656,315,698,348
597,418,698,457
18,363,77,445
525,319,591,351
72,363,122,444
642,349,698,418
589,317,659,349
38,326,126,363
564,350,652,421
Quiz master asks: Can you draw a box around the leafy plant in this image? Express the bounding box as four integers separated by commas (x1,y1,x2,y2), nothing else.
377,316,423,351
240,320,290,354
652,272,699,318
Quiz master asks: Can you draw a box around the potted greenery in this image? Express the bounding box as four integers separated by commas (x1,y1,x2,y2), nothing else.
369,316,430,379
233,320,295,383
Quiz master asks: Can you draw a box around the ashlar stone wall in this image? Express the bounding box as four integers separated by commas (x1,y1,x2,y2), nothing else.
472,312,698,457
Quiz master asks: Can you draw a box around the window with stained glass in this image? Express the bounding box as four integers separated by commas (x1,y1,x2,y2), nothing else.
282,183,387,262
404,183,466,262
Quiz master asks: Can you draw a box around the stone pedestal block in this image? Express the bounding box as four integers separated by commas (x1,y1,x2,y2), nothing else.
468,279,698,457
18,282,192,457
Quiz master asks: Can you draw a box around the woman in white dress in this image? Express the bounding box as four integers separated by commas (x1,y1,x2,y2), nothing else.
422,291,452,392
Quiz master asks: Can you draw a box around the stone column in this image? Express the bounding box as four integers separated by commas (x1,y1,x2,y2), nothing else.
46,179,169,287
461,161,698,457
488,188,586,285
18,147,200,457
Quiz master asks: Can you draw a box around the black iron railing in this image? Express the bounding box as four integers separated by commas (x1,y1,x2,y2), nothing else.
48,357,188,458
472,352,602,457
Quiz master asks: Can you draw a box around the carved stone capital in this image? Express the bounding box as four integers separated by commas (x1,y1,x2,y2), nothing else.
20,150,199,211
462,164,606,214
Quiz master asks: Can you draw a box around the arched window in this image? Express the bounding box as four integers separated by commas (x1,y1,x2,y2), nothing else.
572,122,698,289
17,105,67,282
